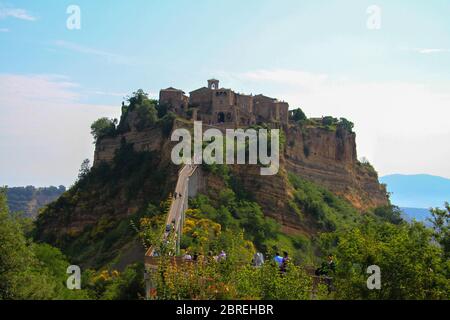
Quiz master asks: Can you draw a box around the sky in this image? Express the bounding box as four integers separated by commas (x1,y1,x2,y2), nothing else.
0,0,449,187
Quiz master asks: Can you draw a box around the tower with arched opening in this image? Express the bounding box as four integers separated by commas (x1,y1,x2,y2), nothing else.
207,79,220,90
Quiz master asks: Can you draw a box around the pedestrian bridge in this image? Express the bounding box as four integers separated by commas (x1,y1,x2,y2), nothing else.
145,163,200,264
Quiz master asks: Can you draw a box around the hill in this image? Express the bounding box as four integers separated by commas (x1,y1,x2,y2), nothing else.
380,174,450,208
34,89,388,269
30,89,450,300
6,185,66,218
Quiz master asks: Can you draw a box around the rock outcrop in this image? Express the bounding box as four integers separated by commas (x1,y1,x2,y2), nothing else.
284,125,387,210
37,107,388,247
93,117,388,219
34,105,389,268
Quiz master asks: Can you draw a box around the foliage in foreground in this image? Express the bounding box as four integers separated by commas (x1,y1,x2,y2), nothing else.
151,249,326,300
429,203,450,259
322,217,450,300
1,187,147,300
82,263,145,300
0,188,87,300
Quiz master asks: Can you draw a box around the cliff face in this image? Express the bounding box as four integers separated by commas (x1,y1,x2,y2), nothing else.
35,122,180,246
34,106,389,268
36,110,388,252
93,118,388,222
7,186,66,218
170,122,388,235
284,125,388,211
198,164,300,234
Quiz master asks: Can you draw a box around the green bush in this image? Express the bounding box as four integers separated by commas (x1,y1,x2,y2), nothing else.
190,190,280,251
289,173,359,231
0,188,88,300
102,263,145,300
159,112,176,137
291,107,307,122
90,118,117,143
329,217,450,300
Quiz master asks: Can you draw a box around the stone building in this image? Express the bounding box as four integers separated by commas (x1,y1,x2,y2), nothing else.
158,87,189,115
159,79,289,127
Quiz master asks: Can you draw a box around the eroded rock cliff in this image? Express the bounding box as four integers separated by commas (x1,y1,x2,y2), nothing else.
93,117,388,222
284,125,387,210
35,110,388,262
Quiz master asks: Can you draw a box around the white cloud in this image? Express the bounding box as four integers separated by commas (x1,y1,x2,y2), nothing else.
233,69,450,179
0,5,36,21
417,48,449,54
405,47,450,54
55,40,134,65
0,74,121,187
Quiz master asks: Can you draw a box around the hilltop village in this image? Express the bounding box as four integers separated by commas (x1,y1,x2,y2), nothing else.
159,79,290,127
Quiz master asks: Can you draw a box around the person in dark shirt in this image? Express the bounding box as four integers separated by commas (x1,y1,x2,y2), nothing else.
280,251,290,274
315,254,336,276
326,254,336,273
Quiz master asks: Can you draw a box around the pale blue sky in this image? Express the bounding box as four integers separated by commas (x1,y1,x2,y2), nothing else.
1,0,450,187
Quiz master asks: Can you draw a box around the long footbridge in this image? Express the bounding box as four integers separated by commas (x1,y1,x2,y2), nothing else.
143,159,332,299
145,163,199,260
144,162,203,299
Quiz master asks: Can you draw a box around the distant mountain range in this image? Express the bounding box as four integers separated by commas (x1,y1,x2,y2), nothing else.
400,207,432,225
380,174,450,208
380,174,450,223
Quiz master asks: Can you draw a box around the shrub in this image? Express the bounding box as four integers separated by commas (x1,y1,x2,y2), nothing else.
330,218,450,300
90,118,117,143
291,107,307,122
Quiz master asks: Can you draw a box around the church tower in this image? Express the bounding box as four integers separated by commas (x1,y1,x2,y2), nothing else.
207,79,219,90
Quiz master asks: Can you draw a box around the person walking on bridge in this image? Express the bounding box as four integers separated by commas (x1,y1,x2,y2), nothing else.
274,252,283,267
315,254,336,293
253,252,264,267
183,251,192,261
218,250,227,261
280,251,290,274
315,254,336,276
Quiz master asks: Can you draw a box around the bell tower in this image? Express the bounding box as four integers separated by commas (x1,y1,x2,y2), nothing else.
208,79,219,90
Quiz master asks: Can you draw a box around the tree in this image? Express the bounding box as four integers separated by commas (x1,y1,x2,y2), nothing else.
156,103,168,118
322,116,338,126
291,108,307,122
78,159,91,181
0,187,39,299
374,205,403,225
338,117,354,132
135,99,158,130
92,264,145,300
0,188,88,300
123,89,159,131
329,217,450,300
127,89,149,108
429,203,450,258
90,118,117,143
